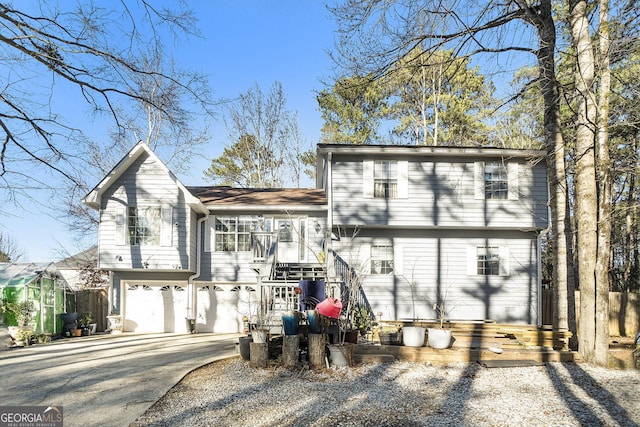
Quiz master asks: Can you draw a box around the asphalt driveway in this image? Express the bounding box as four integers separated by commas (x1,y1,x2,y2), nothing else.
0,332,240,427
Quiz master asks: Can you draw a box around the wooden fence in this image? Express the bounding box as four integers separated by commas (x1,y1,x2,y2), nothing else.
75,288,109,333
542,290,639,337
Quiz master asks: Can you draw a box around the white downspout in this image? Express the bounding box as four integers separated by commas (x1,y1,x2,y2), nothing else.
537,231,543,327
326,152,335,288
188,212,209,331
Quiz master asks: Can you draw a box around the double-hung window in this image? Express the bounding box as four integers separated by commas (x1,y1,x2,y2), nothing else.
484,162,508,200
477,246,500,276
371,245,394,274
128,207,161,246
214,216,271,252
374,161,398,198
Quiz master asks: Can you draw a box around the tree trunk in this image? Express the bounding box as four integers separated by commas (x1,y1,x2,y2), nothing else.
283,335,300,368
308,333,327,369
569,0,600,364
249,342,269,368
595,0,611,366
523,0,573,341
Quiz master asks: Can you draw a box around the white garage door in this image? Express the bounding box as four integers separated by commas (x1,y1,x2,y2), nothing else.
124,283,188,333
195,285,259,333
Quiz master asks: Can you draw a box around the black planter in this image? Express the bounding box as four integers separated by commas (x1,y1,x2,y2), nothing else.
239,336,252,361
61,312,78,324
61,313,78,336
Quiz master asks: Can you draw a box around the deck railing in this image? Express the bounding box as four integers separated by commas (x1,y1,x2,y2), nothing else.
251,231,276,262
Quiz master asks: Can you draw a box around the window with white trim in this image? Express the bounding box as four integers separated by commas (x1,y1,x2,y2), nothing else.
214,216,272,252
374,161,398,198
128,207,161,245
477,246,500,276
484,162,508,200
371,245,394,274
475,161,519,201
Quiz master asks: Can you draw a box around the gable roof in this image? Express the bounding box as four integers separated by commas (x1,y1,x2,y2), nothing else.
187,187,327,211
82,142,207,214
55,246,98,270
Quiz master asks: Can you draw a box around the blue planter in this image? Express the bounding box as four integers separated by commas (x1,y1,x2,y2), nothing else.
282,312,300,335
307,309,322,334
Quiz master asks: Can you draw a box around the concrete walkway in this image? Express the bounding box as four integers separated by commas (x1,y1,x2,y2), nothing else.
0,332,240,427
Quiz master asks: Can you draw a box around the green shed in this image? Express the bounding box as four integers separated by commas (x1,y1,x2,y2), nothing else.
0,263,75,334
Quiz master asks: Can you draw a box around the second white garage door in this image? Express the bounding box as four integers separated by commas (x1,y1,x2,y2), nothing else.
195,284,259,333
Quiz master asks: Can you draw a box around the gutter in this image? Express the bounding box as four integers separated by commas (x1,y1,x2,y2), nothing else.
187,212,209,327
537,177,553,327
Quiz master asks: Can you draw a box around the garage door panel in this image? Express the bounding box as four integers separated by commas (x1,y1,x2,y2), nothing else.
124,283,188,333
195,285,258,333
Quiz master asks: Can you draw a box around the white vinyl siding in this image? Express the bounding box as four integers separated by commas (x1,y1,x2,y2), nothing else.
115,206,126,246
333,158,541,228
98,152,191,270
346,233,536,323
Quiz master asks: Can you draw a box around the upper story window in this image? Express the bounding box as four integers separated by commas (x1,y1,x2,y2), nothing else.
371,245,394,274
484,162,508,200
374,161,398,198
363,160,408,199
214,216,272,252
476,246,500,276
128,207,161,246
475,161,518,201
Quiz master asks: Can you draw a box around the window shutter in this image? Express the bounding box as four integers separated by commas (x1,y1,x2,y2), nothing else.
474,162,485,200
358,243,371,275
398,161,408,199
466,246,477,276
115,206,126,246
394,245,404,275
160,207,173,247
508,162,519,200
363,160,374,198
499,246,510,276
204,216,213,252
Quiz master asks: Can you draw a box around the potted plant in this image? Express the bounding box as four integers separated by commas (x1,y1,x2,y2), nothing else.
2,299,36,339
14,328,34,346
327,229,368,367
401,267,426,347
34,333,52,344
77,312,95,336
242,296,270,344
427,299,453,349
353,306,373,338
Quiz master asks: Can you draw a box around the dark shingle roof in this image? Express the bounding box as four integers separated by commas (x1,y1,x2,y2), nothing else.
187,187,327,206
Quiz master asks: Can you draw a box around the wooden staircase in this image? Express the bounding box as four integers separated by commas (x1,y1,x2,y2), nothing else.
273,263,325,281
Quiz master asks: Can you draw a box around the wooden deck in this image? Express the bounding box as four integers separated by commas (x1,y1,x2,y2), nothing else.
355,322,582,365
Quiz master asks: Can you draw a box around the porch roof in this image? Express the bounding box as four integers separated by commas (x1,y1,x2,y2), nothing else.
187,186,327,207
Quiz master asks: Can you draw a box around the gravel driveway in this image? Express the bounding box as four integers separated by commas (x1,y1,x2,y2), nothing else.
131,358,640,427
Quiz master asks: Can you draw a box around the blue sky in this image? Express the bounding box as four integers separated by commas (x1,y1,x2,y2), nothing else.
2,1,338,262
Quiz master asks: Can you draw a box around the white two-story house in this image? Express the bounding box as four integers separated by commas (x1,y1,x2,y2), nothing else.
83,142,548,333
